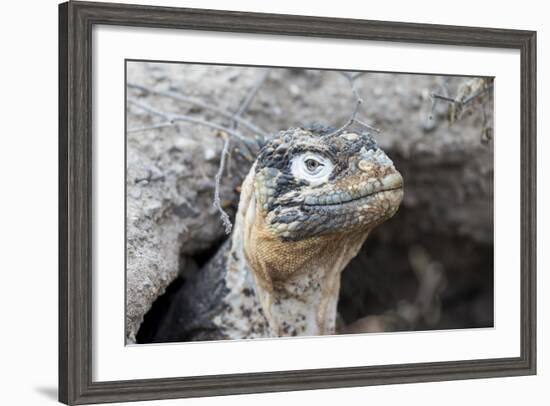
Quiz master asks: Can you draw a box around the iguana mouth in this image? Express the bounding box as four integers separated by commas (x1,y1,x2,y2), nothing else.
303,186,403,208
302,173,403,207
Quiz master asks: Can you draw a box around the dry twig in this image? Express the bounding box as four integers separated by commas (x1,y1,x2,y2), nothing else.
429,78,494,142
232,69,271,134
213,132,233,234
127,98,257,148
127,75,273,233
127,83,269,139
212,68,272,233
325,71,380,136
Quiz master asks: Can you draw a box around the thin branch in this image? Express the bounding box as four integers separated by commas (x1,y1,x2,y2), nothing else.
430,82,493,107
354,118,381,134
127,83,269,139
232,69,271,132
480,101,493,145
429,80,493,144
127,97,243,233
213,132,233,234
349,72,366,81
462,83,494,106
431,94,457,103
427,80,451,121
127,122,173,133
127,98,256,148
324,71,364,136
127,97,169,118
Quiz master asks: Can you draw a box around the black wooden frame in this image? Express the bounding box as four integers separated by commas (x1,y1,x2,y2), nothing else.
59,1,537,404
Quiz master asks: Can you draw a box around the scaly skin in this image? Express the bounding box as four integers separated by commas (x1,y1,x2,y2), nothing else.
224,126,403,338
156,126,404,341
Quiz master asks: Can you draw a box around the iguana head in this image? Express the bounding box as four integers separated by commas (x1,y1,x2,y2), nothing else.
254,126,403,241
237,126,404,337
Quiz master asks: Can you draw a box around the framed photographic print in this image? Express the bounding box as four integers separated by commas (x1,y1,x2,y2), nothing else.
59,1,536,404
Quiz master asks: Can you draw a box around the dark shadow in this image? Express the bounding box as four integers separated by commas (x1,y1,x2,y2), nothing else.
136,237,228,344
136,275,186,343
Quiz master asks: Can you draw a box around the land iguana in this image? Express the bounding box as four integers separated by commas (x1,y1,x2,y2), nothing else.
154,126,404,342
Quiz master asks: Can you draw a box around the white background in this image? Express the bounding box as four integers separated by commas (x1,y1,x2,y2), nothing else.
0,0,547,405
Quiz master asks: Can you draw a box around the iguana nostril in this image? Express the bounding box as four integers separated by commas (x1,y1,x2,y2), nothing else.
382,173,404,189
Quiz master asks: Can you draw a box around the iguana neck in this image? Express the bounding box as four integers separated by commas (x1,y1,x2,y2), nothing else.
217,165,369,338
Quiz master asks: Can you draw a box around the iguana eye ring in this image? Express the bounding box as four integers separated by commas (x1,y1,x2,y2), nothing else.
291,153,334,185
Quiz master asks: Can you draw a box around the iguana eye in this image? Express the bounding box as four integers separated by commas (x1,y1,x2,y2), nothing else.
304,158,322,174
291,153,334,185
